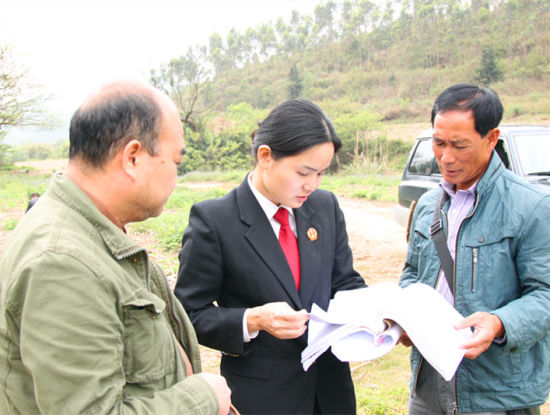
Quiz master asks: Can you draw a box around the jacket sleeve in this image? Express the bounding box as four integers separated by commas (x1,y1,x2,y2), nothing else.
175,203,247,355
399,193,439,290
329,192,366,294
492,195,550,353
13,253,219,415
400,204,422,289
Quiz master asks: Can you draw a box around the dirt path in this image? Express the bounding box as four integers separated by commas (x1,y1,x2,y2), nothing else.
338,198,407,285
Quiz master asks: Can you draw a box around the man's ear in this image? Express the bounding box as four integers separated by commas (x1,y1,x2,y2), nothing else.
256,145,273,167
486,128,500,152
121,139,143,180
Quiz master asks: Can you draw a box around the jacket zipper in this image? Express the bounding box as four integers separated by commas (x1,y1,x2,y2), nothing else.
440,192,481,414
472,248,478,292
158,268,188,369
453,193,481,412
453,192,481,294
158,268,184,344
411,356,423,400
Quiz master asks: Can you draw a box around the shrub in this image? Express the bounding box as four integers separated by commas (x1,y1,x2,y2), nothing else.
3,218,18,231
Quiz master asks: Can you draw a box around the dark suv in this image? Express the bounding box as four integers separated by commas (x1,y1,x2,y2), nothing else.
395,125,550,227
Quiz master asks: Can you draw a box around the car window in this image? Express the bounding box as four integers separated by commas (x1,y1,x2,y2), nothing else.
407,139,434,174
510,133,550,175
495,138,510,169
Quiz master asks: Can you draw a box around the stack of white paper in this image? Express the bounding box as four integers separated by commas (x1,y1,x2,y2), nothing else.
301,282,473,381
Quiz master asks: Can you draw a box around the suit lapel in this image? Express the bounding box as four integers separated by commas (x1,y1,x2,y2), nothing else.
295,202,322,308
237,179,302,308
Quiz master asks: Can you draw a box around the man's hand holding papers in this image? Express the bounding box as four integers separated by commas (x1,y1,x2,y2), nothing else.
301,282,473,381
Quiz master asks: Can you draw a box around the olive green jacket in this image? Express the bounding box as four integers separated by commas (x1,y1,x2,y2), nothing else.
0,173,219,414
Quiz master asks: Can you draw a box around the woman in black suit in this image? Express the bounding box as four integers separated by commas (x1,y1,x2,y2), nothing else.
175,99,366,414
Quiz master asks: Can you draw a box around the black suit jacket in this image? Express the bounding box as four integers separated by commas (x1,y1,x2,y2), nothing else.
175,177,365,414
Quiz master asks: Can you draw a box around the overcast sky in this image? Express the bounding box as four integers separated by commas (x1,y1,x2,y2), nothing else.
1,0,320,144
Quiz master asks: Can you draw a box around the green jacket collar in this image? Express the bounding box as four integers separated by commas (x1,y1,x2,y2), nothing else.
50,173,145,261
475,151,506,197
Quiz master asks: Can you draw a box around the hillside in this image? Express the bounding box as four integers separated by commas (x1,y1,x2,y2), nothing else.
6,0,550,172
145,0,550,173
152,0,549,120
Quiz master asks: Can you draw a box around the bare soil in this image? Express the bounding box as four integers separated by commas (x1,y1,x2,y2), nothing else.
338,198,407,285
14,159,68,173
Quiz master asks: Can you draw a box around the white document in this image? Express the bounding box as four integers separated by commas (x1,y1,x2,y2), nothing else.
301,282,473,381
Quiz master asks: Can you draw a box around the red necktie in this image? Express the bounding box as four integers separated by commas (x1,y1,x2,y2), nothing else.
274,207,300,290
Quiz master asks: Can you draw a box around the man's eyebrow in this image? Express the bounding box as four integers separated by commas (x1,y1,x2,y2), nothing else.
432,136,467,145
180,148,187,156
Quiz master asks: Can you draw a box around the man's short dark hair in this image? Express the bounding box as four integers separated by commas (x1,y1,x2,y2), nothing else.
69,87,162,167
431,83,504,137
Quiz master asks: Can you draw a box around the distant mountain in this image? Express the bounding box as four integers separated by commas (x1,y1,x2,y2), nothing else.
5,126,68,146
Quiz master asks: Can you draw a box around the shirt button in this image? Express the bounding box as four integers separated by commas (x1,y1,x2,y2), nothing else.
478,236,485,243
151,315,157,320
132,257,138,263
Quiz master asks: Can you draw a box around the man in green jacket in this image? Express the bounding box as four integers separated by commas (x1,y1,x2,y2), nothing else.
0,80,232,414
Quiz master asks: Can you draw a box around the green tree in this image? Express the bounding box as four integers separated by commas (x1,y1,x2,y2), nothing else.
257,23,277,60
0,44,50,166
150,45,211,132
313,1,337,43
226,27,244,69
476,47,503,85
208,32,227,74
288,64,304,99
179,102,266,173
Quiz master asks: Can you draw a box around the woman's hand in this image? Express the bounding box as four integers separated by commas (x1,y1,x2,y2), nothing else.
247,302,309,339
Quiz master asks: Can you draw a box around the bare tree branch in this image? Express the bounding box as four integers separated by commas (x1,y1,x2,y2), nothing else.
0,44,51,138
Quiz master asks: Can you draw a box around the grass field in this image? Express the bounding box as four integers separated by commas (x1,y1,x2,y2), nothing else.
2,164,550,414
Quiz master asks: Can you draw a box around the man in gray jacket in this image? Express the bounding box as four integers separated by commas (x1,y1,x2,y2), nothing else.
401,84,550,414
0,80,232,414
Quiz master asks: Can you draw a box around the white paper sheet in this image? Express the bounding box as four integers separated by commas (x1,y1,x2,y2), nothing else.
301,282,473,381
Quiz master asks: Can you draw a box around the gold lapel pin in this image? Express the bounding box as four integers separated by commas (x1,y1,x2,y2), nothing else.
307,227,318,241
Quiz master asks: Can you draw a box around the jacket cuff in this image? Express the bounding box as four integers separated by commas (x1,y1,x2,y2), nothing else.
178,374,220,414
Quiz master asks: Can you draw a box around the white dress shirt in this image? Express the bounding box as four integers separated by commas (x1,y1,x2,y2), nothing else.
242,171,297,341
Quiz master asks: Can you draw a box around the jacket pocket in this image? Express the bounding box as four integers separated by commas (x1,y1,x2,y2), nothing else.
221,354,272,380
464,233,517,307
122,290,177,383
464,347,523,390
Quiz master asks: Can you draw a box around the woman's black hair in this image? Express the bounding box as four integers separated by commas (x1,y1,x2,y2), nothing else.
251,99,341,160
